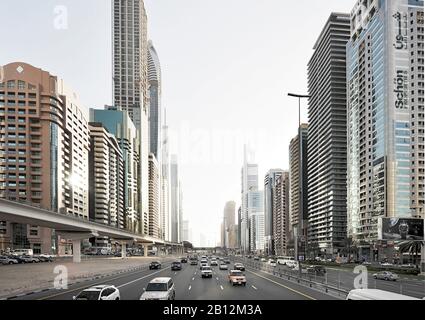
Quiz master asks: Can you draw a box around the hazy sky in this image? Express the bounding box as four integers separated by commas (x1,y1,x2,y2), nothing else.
0,0,355,246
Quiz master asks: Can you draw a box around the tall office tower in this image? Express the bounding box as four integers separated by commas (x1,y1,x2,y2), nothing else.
264,169,285,255
241,145,259,253
147,41,162,159
112,0,150,236
170,155,180,243
161,116,171,241
248,190,265,253
237,206,242,249
273,171,290,256
178,180,183,243
220,222,225,247
88,123,125,247
307,13,350,258
148,153,160,238
181,220,190,242
223,201,236,248
228,225,239,249
90,107,140,234
0,62,90,254
347,0,425,248
289,124,308,257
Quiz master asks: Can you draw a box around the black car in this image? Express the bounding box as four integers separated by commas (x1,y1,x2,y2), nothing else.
149,261,162,270
234,264,245,271
171,261,182,271
180,257,188,263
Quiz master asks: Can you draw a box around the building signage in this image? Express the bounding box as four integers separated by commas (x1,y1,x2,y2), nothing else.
394,69,408,110
393,12,408,50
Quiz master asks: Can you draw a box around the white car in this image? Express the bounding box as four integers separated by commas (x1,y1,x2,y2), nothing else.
260,258,267,262
268,260,277,267
140,277,176,300
201,266,213,278
210,260,218,266
73,285,120,300
373,271,399,281
219,263,229,270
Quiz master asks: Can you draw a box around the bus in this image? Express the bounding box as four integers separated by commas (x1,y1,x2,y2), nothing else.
11,249,34,256
276,256,295,266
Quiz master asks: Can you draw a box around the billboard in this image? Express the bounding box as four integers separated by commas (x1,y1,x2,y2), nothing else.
378,218,424,241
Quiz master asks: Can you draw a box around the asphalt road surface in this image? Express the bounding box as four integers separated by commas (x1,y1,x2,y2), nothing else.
12,260,337,300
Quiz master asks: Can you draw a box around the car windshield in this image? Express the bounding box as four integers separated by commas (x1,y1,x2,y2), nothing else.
76,290,101,300
146,283,168,292
172,262,181,265
202,267,212,271
231,271,243,276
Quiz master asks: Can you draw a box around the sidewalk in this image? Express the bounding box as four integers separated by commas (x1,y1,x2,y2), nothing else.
0,256,175,299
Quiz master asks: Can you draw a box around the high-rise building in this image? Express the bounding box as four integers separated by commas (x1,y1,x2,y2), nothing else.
88,123,125,247
178,180,183,243
347,0,424,250
237,206,242,249
170,155,180,243
241,145,258,253
148,153,160,238
147,41,162,159
248,190,265,253
223,201,236,248
112,0,150,236
289,124,308,257
228,225,238,249
273,171,290,256
307,13,350,258
0,62,90,254
90,107,140,234
161,116,171,241
264,169,285,255
182,220,190,242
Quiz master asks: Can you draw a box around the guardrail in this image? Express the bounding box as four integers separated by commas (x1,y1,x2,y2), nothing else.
233,257,349,298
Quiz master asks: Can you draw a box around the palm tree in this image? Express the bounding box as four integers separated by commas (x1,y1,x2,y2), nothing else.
398,241,424,267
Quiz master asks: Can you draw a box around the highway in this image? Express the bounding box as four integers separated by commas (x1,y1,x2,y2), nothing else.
12,259,337,300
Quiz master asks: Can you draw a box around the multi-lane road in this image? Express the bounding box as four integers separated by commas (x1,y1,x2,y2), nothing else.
12,258,337,300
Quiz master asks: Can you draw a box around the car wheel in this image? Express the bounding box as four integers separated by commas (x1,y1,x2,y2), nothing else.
9,261,13,265
32,260,36,263
116,297,120,300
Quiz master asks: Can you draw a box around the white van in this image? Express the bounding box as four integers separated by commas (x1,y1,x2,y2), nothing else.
11,249,33,256
346,289,420,300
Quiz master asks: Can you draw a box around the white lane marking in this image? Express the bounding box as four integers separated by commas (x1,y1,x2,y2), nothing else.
117,267,171,289
220,285,224,290
189,286,192,291
192,277,195,281
252,285,258,290
216,277,219,280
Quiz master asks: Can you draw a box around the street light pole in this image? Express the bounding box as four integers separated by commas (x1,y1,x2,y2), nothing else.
288,93,310,278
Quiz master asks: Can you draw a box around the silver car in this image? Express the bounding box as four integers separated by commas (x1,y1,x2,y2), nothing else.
373,271,399,281
0,255,19,265
140,277,175,300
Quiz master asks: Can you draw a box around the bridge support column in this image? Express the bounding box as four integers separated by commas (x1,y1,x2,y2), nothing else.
121,242,127,259
72,239,81,263
144,245,148,257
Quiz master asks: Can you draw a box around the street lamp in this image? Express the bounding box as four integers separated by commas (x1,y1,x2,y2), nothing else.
287,93,310,278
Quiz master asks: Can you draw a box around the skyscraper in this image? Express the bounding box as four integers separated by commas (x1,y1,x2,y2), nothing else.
161,116,171,241
307,13,350,258
241,145,259,253
0,62,90,254
148,153,160,238
90,107,140,234
273,171,290,256
147,41,162,159
223,201,236,248
248,190,265,253
264,169,285,255
88,123,125,247
289,124,308,258
170,155,180,243
112,0,150,236
346,0,424,252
